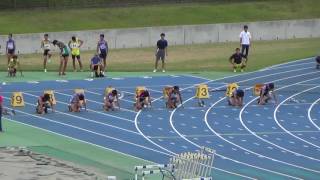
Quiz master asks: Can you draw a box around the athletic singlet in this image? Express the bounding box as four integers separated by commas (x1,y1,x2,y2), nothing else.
42,39,51,50
7,40,15,50
98,40,107,51
70,93,83,104
261,85,270,96
170,91,179,99
70,39,80,50
107,93,115,103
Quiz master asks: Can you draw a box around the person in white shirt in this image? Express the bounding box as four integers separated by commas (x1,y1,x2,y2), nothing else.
239,25,252,58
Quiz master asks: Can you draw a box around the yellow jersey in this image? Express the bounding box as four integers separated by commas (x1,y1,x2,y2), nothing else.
70,39,81,56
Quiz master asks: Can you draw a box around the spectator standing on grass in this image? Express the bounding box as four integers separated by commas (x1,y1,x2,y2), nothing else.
97,34,108,75
6,34,16,66
154,33,168,73
239,25,252,58
41,34,52,73
68,36,84,72
52,40,69,76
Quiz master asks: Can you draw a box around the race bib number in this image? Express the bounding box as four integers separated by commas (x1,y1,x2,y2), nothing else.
7,42,14,49
44,43,50,49
100,43,106,50
70,43,78,49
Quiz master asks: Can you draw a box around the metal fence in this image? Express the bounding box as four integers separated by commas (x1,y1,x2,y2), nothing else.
0,0,214,9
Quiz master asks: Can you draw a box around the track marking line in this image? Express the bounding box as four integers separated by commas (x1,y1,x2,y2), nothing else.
79,90,136,113
173,71,320,176
49,92,136,123
169,70,320,177
22,92,139,134
1,107,171,157
238,76,320,163
308,97,320,131
274,85,320,149
3,117,158,165
86,90,135,104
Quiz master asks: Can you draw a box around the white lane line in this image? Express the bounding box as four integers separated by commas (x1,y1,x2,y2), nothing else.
51,92,136,123
4,118,157,165
148,130,320,139
86,90,135,104
169,72,320,178
1,105,171,157
23,92,139,135
239,76,320,163
274,85,320,149
134,78,260,179
134,113,255,180
148,88,162,93
171,97,303,179
263,57,312,70
186,72,320,174
134,59,314,179
82,90,136,113
308,97,320,131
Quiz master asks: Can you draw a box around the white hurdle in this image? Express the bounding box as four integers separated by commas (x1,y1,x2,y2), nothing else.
134,147,215,179
134,164,175,180
170,147,215,179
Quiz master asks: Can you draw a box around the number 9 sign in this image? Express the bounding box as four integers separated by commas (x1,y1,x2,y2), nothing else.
11,92,25,107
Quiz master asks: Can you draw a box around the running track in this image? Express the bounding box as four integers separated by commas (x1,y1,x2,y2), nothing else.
1,57,319,179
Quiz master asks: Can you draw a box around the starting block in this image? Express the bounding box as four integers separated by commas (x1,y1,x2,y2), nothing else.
253,84,264,96
105,86,115,95
163,86,173,108
225,83,239,97
195,84,209,107
74,88,85,94
11,92,25,107
135,86,146,98
44,90,56,105
163,86,173,100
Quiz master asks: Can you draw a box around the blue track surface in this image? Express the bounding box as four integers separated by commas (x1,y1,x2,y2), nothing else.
1,58,320,179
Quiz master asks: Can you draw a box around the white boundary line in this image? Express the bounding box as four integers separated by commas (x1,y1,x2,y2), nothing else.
238,76,320,163
172,97,303,179
308,97,320,131
57,91,137,114
3,117,157,165
274,85,320,149
2,98,171,157
49,92,136,123
262,57,312,70
171,73,320,178
3,58,313,179
134,61,315,179
85,90,136,104
23,92,139,134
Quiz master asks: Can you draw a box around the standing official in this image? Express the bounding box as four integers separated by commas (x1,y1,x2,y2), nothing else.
154,33,168,73
239,25,252,58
